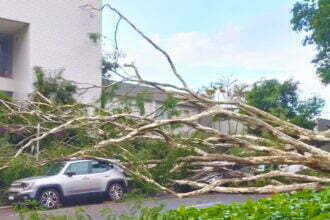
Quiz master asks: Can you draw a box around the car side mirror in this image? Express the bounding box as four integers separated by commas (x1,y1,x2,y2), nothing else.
109,164,114,169
66,171,76,177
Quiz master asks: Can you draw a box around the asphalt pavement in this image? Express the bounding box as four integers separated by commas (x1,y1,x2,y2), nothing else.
0,193,268,219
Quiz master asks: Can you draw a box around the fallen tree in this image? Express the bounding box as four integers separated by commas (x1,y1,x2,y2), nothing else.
1,3,330,198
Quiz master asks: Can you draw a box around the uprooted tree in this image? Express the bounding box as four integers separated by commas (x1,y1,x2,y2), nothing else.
1,3,330,198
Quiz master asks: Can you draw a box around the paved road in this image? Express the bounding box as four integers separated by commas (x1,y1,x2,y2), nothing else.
0,193,268,219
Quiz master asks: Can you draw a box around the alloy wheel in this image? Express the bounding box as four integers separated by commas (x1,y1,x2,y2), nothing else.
39,189,60,209
109,183,124,201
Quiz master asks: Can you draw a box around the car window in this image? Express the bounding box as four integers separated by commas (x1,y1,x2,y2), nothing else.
65,161,89,175
45,162,66,176
91,161,110,173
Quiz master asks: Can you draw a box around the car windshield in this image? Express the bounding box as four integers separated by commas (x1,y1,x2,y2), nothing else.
44,162,66,176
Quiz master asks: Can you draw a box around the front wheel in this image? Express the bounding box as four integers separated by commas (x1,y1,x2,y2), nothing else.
107,183,124,201
38,189,61,209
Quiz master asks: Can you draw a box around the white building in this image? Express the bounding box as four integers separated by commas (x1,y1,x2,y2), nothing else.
107,81,246,135
0,0,102,103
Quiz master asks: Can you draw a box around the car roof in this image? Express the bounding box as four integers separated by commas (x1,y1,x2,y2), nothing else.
61,159,118,164
64,159,93,164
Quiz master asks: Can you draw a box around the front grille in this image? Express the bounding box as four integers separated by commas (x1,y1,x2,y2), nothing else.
8,191,18,195
11,182,22,188
8,186,22,193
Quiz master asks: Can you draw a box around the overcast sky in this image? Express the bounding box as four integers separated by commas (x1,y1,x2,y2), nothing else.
102,0,330,117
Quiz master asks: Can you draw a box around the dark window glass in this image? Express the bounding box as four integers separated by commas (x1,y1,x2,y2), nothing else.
65,161,89,175
45,162,65,176
0,34,13,78
91,160,110,173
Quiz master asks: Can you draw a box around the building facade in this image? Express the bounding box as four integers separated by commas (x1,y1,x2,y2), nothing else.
107,81,246,135
315,118,330,152
0,0,102,103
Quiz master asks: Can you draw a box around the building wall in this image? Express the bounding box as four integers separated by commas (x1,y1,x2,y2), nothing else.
211,119,247,135
12,25,30,99
199,116,246,135
315,118,330,152
106,81,247,135
0,0,102,103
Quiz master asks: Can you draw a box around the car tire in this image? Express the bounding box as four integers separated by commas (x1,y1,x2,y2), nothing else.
38,188,61,209
107,183,124,201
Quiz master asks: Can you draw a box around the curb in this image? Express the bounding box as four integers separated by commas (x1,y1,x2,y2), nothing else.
0,206,11,210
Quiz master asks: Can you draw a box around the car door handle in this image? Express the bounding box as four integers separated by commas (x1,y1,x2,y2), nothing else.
82,177,89,180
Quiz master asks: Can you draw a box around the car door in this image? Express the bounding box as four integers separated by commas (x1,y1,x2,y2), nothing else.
88,160,112,192
61,161,94,196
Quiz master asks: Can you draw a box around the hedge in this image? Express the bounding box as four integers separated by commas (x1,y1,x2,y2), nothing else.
161,189,330,220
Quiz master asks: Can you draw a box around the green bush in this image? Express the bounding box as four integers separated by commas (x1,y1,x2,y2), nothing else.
161,189,330,219
0,157,41,187
0,157,41,205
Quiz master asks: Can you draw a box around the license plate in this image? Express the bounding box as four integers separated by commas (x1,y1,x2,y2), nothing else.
8,195,14,200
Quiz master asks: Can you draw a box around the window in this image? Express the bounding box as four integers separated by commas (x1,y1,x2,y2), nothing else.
91,160,111,173
44,162,65,176
65,161,89,175
0,34,13,78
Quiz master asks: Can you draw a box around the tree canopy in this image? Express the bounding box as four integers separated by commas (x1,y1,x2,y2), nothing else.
245,79,324,129
33,67,77,105
291,0,330,84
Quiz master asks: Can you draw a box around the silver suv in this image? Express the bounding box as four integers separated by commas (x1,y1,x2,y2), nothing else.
8,159,128,209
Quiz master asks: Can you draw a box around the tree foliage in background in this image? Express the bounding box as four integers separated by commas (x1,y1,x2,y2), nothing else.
33,67,77,105
291,0,330,84
88,32,120,79
245,79,324,129
99,81,120,109
102,57,119,79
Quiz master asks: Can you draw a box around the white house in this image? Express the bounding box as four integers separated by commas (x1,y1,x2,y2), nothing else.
315,118,330,152
107,81,246,135
0,0,102,103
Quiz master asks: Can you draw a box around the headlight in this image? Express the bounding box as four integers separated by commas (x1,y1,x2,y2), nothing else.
20,182,34,190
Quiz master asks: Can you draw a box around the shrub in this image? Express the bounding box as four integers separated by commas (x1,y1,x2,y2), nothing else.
0,157,41,205
0,157,41,186
161,189,330,219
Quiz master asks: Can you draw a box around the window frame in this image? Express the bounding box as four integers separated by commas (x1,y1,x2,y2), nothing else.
90,160,112,174
64,161,91,176
0,33,13,78
64,160,112,176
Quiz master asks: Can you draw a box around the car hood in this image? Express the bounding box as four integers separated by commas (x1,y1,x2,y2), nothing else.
15,176,51,183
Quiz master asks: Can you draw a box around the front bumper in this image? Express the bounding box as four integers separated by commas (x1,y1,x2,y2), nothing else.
8,187,37,203
7,193,33,203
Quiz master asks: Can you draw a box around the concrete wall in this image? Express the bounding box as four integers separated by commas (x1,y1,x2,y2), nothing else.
315,118,330,152
0,0,102,103
108,96,245,135
211,119,247,135
12,25,31,99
